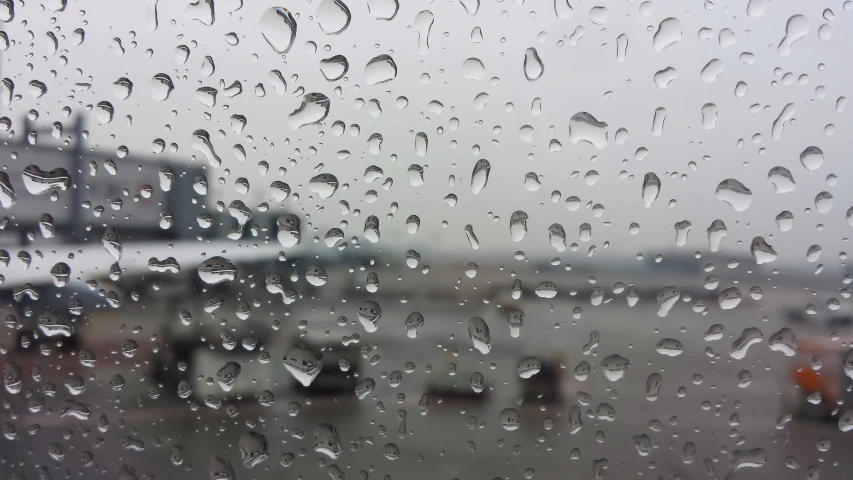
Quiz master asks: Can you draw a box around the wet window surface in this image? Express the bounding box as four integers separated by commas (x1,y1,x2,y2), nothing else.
0,0,852,479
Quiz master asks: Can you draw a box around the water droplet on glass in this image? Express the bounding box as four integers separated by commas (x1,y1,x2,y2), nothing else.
778,15,809,56
523,48,544,81
800,146,824,171
468,316,491,354
260,7,297,54
589,6,609,24
499,408,520,430
289,93,330,129
656,286,680,317
283,344,323,387
197,257,237,285
518,357,541,378
715,179,752,211
317,0,351,35
730,327,763,360
771,103,795,139
368,0,399,20
652,107,667,135
459,0,480,16
20,166,68,198
320,55,349,81
568,112,608,149
509,211,529,242
463,57,485,80
364,54,398,85
653,17,682,51
313,423,342,458
150,73,174,101
767,166,795,193
641,173,660,207
357,300,382,332
601,354,629,381
414,10,434,55
555,0,573,19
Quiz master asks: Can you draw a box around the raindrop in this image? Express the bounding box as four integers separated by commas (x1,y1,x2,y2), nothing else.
568,112,608,149
368,0,399,20
187,0,215,25
715,179,752,211
150,73,174,101
414,10,434,55
317,0,351,35
468,316,491,354
283,345,323,386
771,103,795,139
800,146,824,171
653,18,682,51
260,7,297,54
288,93,330,129
365,55,398,84
523,48,544,81
320,55,349,81
778,15,809,56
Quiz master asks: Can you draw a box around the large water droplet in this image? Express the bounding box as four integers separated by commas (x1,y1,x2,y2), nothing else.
778,15,809,56
656,286,680,317
357,300,382,332
463,57,485,80
509,211,529,242
800,146,824,171
601,354,630,381
747,0,768,18
0,0,14,22
730,328,763,360
568,112,608,149
652,107,667,135
771,103,795,139
197,257,237,284
313,423,342,459
239,432,268,468
368,0,398,20
365,54,397,84
656,338,684,356
523,48,544,81
707,219,727,251
641,172,660,207
653,18,682,51
700,103,717,129
319,55,349,81
277,214,301,248
317,0,351,35
700,59,723,82
0,172,16,209
549,223,567,252
768,328,797,356
767,166,795,193
468,316,491,354
471,158,492,195
414,10,434,55
22,165,71,195
260,7,297,54
288,93,330,129
715,179,752,211
187,0,215,25
150,73,174,101
192,129,222,167
554,0,573,19
283,344,323,386
459,0,479,15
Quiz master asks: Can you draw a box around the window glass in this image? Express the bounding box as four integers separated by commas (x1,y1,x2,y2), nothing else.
0,1,852,479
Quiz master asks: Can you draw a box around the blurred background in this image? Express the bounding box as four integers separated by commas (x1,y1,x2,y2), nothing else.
1,0,853,479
